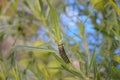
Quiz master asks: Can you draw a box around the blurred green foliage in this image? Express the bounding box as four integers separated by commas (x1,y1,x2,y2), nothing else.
0,0,120,80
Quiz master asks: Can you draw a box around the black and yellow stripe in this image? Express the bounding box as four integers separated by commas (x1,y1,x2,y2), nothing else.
58,42,70,63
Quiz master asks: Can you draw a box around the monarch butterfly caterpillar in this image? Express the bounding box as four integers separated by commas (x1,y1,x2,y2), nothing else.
58,42,70,63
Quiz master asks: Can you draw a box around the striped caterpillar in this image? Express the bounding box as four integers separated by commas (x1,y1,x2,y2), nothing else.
58,42,70,63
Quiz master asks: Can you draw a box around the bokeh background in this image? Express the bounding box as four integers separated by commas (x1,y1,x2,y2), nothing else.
0,0,120,80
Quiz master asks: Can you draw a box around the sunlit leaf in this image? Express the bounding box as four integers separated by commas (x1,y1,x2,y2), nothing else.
109,0,120,16
113,55,120,63
46,0,61,42
90,0,108,11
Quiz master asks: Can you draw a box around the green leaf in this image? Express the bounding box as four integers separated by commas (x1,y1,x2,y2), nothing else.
52,52,66,65
13,45,56,53
89,46,96,69
112,66,120,79
23,1,30,8
61,65,86,79
39,0,43,12
35,64,46,80
90,0,108,11
46,0,61,42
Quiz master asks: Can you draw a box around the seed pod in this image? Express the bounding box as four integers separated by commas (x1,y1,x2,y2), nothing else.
58,42,70,63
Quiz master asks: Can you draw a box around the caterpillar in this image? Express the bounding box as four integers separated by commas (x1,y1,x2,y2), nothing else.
58,42,70,63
